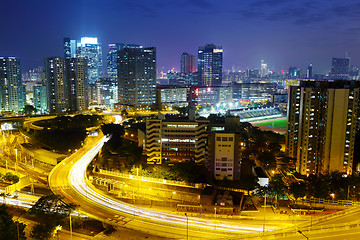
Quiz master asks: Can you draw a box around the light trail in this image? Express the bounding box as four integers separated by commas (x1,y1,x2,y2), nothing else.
49,135,280,239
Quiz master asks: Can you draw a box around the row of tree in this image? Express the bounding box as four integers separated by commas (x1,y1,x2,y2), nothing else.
256,172,360,202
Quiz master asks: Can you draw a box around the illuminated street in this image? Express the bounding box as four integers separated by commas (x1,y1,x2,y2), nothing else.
48,134,296,239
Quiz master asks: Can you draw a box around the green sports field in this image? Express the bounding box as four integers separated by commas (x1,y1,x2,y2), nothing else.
252,118,287,129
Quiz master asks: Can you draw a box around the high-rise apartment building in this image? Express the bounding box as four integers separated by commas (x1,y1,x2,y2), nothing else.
45,57,67,113
331,57,350,80
286,80,360,176
33,85,48,113
180,52,195,73
198,44,223,86
45,57,88,113
146,118,208,164
0,57,25,112
117,47,156,108
66,58,88,111
64,37,103,84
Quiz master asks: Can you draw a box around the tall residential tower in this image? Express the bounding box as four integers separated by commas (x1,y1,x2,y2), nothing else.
286,80,360,176
117,47,156,109
0,57,25,112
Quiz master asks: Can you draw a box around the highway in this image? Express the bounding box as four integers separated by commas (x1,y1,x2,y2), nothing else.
49,134,294,239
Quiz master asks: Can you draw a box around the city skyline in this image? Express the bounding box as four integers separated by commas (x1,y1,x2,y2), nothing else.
1,0,359,74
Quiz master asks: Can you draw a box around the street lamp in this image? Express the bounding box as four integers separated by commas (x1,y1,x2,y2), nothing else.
14,148,17,174
185,213,188,240
297,230,309,240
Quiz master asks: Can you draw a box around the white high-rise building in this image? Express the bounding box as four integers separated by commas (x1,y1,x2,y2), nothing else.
260,60,269,77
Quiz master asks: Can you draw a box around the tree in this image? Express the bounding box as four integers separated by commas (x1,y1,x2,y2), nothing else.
289,181,307,200
258,151,276,169
28,194,71,225
30,223,55,240
23,104,37,115
121,109,128,117
0,204,26,240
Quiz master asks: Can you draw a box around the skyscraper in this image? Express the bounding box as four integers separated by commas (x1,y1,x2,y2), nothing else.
260,59,269,77
45,57,67,113
76,37,103,84
198,44,223,86
117,47,156,108
307,64,313,79
33,85,48,113
331,57,350,80
286,80,360,176
45,57,88,113
180,52,195,73
66,58,88,111
0,57,25,112
107,43,124,82
64,37,103,84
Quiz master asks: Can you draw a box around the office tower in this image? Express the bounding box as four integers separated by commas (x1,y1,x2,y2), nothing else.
331,57,350,80
180,52,195,73
64,37,103,84
33,85,48,113
146,118,208,164
76,37,103,84
307,64,313,79
198,44,223,86
107,43,125,82
45,57,68,113
0,57,25,112
117,47,156,108
66,58,88,111
64,38,77,58
260,60,269,77
286,80,360,176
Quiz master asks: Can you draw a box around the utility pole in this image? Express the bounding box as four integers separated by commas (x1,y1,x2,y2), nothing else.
185,213,188,240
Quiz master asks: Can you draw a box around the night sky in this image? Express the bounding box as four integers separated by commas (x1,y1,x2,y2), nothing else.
1,0,360,74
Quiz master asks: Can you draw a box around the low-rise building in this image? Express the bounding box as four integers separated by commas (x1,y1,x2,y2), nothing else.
146,117,208,164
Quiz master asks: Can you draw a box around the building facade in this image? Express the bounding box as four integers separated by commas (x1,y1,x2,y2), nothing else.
66,58,89,111
45,57,88,113
117,47,156,108
331,57,350,80
107,43,125,82
33,85,48,113
198,44,223,86
180,52,195,73
208,132,242,180
64,37,103,84
45,57,67,113
286,80,359,176
0,57,25,112
146,118,208,164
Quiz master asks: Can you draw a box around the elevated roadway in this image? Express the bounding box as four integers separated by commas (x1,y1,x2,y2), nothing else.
49,134,294,239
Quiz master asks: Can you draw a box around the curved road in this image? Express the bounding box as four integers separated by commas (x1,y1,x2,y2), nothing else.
49,134,291,239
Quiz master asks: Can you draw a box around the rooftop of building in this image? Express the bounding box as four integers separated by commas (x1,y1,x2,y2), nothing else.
300,80,360,88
